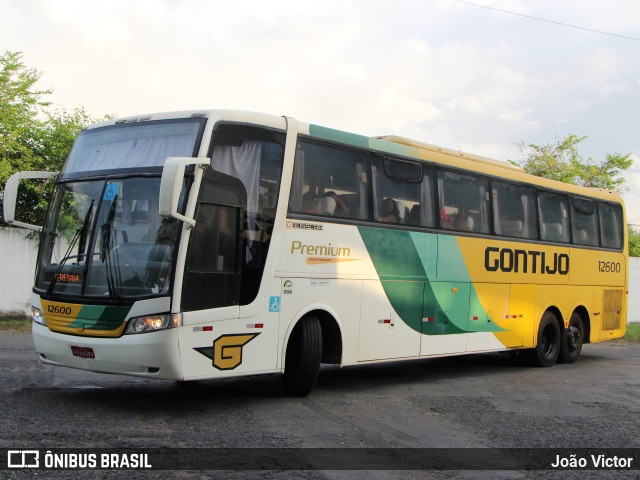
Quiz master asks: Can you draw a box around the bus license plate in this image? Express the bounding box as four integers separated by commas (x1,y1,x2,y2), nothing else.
70,346,95,359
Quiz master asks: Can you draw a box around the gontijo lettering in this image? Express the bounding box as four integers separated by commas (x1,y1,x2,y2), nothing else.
485,247,569,275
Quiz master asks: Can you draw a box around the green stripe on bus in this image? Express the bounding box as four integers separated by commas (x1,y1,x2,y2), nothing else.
67,304,131,330
358,227,503,335
308,125,370,149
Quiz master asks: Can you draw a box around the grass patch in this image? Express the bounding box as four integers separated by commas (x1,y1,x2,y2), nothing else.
625,323,640,343
0,316,31,332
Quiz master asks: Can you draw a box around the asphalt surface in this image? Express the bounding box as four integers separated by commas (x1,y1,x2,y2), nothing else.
1,330,639,479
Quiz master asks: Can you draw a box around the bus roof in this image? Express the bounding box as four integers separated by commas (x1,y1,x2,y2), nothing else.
85,109,624,205
378,135,525,173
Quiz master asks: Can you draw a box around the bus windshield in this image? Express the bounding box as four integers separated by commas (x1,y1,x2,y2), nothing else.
33,118,206,301
62,118,205,177
35,177,181,300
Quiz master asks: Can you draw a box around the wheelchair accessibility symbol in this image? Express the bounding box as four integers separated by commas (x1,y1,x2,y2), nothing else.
103,183,119,201
269,296,280,312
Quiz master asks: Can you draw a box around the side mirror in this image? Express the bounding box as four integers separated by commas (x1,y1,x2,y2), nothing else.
3,171,58,231
159,157,210,226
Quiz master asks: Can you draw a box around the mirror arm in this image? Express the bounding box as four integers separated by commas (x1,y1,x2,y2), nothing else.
3,171,58,231
159,157,210,226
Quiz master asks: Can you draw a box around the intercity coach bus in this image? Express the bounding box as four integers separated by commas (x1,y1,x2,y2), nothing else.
4,110,627,396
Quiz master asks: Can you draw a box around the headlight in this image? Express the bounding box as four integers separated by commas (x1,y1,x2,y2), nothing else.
125,313,181,334
32,307,46,326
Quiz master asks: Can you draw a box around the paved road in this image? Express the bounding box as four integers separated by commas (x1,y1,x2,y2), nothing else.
1,330,639,479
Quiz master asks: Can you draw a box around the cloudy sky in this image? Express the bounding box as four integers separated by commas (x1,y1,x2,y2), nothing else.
3,0,640,222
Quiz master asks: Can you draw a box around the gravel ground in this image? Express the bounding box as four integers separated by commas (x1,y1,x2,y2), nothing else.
1,331,638,479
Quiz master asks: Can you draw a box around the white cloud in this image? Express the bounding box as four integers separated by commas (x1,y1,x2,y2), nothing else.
2,0,640,216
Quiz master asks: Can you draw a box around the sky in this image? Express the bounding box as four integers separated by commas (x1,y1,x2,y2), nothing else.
3,0,640,222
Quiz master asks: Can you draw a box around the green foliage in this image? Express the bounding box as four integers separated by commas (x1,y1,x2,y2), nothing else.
624,323,640,343
510,134,633,193
0,317,31,331
0,50,101,226
629,225,640,257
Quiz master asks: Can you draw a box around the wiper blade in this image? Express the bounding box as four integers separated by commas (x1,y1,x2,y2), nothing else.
101,194,117,262
46,228,81,296
77,199,94,263
101,194,120,301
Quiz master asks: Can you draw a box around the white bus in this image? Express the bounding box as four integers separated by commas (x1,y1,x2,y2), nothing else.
4,110,627,396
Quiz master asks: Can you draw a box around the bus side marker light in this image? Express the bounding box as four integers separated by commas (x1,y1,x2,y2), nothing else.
193,326,213,332
246,323,264,329
423,317,434,322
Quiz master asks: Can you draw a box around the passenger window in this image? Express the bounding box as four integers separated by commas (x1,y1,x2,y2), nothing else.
571,197,599,246
289,140,368,220
372,157,433,226
492,181,537,239
599,203,623,249
538,191,570,243
437,170,490,234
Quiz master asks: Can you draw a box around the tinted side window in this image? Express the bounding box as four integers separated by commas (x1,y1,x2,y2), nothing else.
189,204,240,273
289,140,368,220
599,203,623,249
538,191,570,243
438,170,490,234
372,157,435,227
571,197,599,246
492,181,537,239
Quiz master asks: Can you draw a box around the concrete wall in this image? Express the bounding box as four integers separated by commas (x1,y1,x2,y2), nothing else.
1,226,639,322
0,228,38,316
628,257,640,323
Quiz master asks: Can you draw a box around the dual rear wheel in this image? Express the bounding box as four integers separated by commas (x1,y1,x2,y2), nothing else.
516,310,584,367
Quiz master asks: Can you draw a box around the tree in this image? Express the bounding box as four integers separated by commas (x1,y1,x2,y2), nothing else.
629,225,640,257
510,134,632,193
511,133,636,256
0,51,99,226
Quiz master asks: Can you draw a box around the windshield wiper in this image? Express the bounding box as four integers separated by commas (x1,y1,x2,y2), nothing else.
101,194,120,301
46,200,95,296
77,199,94,263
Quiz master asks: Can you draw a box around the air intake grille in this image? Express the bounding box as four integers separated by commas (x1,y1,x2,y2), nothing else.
602,289,624,330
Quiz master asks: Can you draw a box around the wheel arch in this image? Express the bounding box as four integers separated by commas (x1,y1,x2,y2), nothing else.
570,305,591,344
281,304,344,371
540,305,563,334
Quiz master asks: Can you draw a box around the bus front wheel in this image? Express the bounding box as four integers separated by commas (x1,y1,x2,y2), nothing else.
283,315,322,397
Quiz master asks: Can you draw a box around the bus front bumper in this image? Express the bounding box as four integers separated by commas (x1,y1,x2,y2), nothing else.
32,322,184,380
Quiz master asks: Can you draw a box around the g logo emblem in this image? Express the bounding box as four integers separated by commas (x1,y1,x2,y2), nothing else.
194,334,260,370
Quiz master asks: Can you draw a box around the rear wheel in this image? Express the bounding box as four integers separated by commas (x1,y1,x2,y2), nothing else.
559,313,584,364
532,311,561,367
515,311,561,367
283,315,322,397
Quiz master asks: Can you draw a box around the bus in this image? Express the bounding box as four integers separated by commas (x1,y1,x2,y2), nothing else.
3,110,628,396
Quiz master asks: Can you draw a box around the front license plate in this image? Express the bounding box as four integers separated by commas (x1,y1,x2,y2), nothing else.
70,346,95,359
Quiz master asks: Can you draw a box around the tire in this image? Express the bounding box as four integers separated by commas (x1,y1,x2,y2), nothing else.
283,315,322,397
559,313,584,364
515,311,561,367
531,311,561,367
